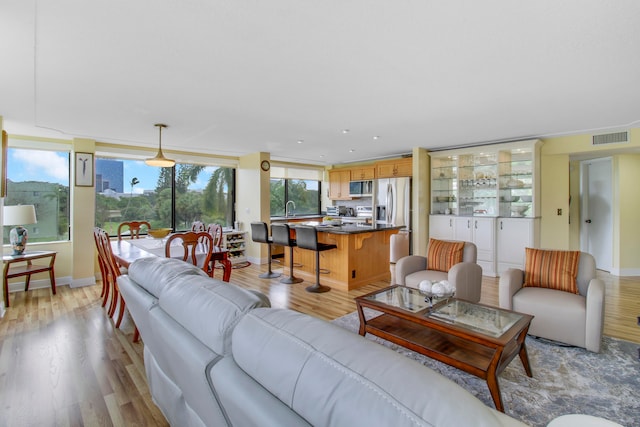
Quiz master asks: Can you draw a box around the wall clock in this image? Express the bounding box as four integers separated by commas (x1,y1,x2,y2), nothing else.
261,160,271,171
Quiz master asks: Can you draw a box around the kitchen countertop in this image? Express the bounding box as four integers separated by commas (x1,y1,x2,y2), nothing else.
288,222,405,234
270,215,324,221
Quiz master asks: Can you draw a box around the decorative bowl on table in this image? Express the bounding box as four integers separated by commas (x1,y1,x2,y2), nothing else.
322,217,342,226
418,280,456,310
148,228,172,239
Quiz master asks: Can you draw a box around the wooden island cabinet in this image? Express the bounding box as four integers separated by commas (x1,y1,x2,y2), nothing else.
283,223,402,290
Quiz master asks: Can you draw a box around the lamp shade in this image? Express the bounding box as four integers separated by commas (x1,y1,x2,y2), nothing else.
145,123,175,167
3,205,37,226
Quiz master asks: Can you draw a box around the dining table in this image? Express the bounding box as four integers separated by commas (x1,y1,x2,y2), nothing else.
110,236,232,282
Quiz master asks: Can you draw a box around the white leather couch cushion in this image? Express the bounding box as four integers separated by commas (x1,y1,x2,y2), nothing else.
224,308,522,427
128,256,209,298
158,276,269,355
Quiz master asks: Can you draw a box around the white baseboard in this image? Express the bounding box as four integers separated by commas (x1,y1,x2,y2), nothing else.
5,275,90,293
71,276,96,288
607,267,640,277
247,256,266,265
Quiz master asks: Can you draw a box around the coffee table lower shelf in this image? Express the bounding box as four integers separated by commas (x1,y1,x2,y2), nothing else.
362,312,532,412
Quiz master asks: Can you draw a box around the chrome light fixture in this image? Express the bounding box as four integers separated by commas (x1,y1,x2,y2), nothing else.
3,205,37,255
145,123,175,167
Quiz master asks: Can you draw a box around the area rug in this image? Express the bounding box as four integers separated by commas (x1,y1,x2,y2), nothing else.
332,310,639,427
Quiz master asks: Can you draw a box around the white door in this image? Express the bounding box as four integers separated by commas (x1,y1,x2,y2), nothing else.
580,158,612,271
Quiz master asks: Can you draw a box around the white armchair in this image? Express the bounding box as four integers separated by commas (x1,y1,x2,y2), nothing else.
499,250,605,353
395,240,482,303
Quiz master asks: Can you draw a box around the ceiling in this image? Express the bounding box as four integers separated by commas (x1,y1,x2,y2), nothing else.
2,1,640,165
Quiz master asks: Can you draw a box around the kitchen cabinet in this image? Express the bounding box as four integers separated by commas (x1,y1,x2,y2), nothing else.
431,151,498,216
429,215,497,276
429,215,454,240
376,157,412,178
472,217,497,277
429,139,541,218
498,142,541,218
350,166,375,180
428,139,542,277
497,217,539,274
328,169,351,200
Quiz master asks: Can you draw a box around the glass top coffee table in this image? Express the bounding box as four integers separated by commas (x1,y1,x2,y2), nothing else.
355,285,534,413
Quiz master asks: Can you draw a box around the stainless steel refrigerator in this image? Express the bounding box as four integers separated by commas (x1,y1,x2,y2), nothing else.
375,177,411,230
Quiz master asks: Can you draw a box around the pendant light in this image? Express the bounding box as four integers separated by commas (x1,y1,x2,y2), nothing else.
145,123,175,167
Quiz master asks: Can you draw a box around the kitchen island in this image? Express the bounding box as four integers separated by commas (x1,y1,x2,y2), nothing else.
283,222,403,291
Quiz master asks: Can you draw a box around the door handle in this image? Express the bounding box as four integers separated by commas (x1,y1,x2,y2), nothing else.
585,219,592,223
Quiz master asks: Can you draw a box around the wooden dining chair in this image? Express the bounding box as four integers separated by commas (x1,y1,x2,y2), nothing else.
191,221,206,232
117,221,151,240
94,228,128,324
93,227,111,308
165,231,215,277
206,223,224,248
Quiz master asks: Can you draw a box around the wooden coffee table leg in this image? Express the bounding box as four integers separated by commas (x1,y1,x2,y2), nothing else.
486,371,504,412
486,351,505,412
517,328,533,377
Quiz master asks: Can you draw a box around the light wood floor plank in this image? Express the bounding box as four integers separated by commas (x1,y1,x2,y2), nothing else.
0,262,638,425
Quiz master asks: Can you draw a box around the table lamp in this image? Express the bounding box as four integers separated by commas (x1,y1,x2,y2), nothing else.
3,205,37,255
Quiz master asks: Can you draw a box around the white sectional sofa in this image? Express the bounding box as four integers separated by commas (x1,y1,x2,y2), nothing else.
117,256,528,427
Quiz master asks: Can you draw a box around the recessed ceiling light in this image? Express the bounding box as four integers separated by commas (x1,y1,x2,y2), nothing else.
349,149,355,153
342,129,350,134
297,139,304,144
373,135,380,140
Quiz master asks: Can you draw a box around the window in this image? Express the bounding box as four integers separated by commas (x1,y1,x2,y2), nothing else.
270,179,321,217
95,157,235,235
269,165,324,217
3,148,70,244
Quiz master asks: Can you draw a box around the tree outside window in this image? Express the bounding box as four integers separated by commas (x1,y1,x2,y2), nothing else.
270,179,320,217
3,148,70,244
95,158,235,235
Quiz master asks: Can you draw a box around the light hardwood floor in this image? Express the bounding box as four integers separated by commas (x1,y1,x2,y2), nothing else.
0,263,638,426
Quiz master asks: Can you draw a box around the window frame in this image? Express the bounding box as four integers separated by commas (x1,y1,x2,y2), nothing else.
4,140,72,244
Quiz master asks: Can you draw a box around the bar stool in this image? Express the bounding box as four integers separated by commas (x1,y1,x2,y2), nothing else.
295,225,337,293
271,223,303,284
250,222,281,279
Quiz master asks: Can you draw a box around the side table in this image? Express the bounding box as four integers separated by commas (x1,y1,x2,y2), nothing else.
2,250,57,307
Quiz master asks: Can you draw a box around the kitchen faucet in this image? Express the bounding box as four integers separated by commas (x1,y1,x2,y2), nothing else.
285,200,296,217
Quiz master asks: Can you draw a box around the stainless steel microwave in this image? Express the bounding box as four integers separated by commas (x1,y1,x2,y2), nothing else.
349,180,373,197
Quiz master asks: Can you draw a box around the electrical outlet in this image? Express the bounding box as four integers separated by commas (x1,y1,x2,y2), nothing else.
557,208,562,215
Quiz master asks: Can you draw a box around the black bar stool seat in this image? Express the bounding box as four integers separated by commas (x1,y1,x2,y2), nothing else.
295,225,337,293
250,222,281,279
271,223,303,284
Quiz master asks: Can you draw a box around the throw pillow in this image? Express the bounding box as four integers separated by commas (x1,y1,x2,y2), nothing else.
427,239,465,272
523,248,581,294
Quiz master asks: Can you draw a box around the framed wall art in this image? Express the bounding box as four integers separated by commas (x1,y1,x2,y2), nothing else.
75,152,94,187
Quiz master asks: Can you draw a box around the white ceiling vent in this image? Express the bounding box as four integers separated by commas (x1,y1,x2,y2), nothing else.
592,131,629,145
